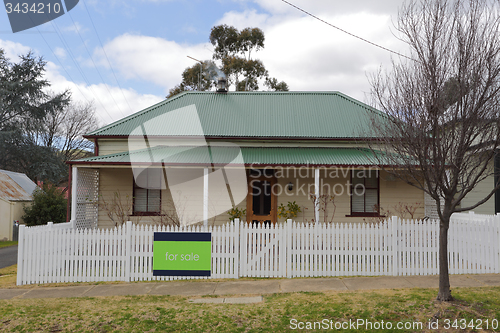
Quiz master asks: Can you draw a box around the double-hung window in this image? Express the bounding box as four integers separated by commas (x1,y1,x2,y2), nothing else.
350,170,379,216
133,168,161,215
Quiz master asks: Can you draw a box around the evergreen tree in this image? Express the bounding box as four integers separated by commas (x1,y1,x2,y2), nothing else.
22,183,67,226
0,49,71,183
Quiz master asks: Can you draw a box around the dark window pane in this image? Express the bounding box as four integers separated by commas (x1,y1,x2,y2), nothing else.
262,181,271,215
251,180,271,215
252,181,262,214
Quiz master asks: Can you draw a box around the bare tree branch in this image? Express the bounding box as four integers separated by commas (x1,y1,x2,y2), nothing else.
369,0,500,301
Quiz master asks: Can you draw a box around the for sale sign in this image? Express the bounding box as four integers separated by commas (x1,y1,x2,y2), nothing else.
153,232,211,276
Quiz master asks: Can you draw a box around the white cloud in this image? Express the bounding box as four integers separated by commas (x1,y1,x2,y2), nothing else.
93,34,213,94
253,0,401,17
62,21,88,34
216,9,272,30
217,9,408,102
0,40,31,61
54,47,67,60
44,61,163,125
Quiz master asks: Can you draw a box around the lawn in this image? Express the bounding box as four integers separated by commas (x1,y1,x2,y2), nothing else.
1,265,500,332
0,265,16,288
0,241,17,249
0,284,499,332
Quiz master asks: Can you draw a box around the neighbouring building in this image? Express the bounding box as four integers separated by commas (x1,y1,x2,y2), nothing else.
0,169,37,240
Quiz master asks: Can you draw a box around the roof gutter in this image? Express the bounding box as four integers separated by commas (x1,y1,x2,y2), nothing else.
82,134,384,142
66,160,403,168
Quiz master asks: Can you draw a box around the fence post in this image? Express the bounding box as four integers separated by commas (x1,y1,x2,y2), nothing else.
287,219,292,278
497,214,500,274
125,221,132,282
234,218,240,279
16,224,25,286
239,220,247,277
392,216,399,276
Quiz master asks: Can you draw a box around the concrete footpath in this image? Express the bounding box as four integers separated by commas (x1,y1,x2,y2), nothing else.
1,274,500,303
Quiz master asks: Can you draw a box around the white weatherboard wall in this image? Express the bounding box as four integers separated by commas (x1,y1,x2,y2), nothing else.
17,216,500,285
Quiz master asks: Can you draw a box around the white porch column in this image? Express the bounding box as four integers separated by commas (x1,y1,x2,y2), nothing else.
315,168,320,222
71,166,77,221
203,167,209,228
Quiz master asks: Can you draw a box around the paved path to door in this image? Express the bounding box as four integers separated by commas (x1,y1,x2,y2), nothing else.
0,245,17,269
1,274,500,301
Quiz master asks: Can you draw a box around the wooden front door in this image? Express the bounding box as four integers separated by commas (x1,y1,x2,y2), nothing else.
246,171,277,225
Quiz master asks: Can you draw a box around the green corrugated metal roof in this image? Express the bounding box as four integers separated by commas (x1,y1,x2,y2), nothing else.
86,91,385,139
73,146,390,166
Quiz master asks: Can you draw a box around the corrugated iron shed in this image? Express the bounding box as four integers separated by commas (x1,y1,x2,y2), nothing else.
0,170,35,201
85,91,387,139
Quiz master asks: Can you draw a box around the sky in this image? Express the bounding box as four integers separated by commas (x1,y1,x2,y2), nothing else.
0,0,409,127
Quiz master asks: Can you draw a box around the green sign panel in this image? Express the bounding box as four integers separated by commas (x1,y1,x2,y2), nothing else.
153,232,211,276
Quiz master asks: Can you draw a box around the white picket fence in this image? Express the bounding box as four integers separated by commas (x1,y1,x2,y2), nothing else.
16,215,500,285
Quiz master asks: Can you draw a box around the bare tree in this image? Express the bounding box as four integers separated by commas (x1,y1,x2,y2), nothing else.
370,0,500,301
28,100,98,162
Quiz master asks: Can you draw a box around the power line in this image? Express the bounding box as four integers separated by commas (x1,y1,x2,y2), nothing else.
280,0,415,62
80,0,135,115
35,27,112,125
66,10,128,119
48,20,116,123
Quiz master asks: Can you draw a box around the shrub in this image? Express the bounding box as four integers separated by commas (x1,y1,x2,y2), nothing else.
22,183,67,226
227,206,246,221
278,201,301,220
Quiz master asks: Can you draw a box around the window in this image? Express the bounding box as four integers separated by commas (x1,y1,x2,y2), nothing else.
350,170,379,216
251,179,272,215
133,168,161,215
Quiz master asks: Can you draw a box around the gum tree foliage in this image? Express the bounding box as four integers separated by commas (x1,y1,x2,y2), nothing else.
0,49,71,183
369,0,500,301
167,60,221,96
22,183,67,226
167,25,288,97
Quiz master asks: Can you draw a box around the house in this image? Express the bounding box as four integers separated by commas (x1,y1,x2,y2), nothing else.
458,154,500,215
0,169,37,240
68,90,432,229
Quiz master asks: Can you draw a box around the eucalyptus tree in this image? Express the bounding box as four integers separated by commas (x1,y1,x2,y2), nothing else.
168,24,288,98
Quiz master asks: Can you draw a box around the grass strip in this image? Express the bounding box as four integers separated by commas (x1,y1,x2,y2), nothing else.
0,241,17,249
0,287,499,332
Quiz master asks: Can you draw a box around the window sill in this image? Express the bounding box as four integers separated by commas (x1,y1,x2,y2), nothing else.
130,212,161,217
345,213,384,217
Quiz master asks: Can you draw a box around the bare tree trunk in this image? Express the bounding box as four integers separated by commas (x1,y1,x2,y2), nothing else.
437,218,453,301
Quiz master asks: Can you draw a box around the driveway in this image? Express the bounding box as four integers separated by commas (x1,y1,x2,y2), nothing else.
0,245,17,269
